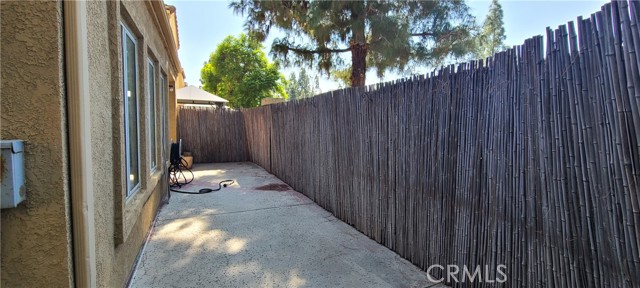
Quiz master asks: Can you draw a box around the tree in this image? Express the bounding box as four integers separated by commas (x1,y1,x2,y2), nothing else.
286,67,316,100
287,72,299,100
313,74,320,94
200,34,287,108
231,1,477,87
475,0,506,59
330,68,351,88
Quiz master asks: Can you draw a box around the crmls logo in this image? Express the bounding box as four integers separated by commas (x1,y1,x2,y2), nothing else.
426,265,508,283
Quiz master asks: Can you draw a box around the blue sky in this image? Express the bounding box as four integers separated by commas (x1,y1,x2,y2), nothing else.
166,0,608,92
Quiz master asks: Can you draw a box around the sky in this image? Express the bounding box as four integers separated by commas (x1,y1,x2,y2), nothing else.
166,0,609,92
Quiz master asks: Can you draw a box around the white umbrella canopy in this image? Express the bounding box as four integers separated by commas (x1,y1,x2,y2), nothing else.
176,85,228,104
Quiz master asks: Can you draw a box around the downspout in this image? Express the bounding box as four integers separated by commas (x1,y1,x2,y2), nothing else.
63,1,97,287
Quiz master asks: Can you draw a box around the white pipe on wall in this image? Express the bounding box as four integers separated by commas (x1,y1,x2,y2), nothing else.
63,1,97,287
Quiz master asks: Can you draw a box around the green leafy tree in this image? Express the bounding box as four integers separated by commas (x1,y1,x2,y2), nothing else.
287,68,316,100
313,74,320,94
231,1,477,87
201,34,287,108
475,0,506,59
330,68,351,88
297,68,311,98
287,72,299,100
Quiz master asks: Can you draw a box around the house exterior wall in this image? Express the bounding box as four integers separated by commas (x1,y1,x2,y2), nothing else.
168,75,184,141
170,88,179,141
86,2,118,285
0,1,74,287
90,1,178,286
1,1,181,287
166,5,184,141
165,5,180,51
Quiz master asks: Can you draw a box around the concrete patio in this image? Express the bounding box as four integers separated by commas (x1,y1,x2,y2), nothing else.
129,162,443,288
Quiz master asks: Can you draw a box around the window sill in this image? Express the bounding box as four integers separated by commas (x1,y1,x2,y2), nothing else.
120,169,164,244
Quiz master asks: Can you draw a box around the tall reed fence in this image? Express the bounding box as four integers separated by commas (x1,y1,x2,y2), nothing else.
177,106,248,163
178,2,640,287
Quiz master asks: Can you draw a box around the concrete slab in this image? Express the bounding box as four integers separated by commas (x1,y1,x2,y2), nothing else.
129,162,444,288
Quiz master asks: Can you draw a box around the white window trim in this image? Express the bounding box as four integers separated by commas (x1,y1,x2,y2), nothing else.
159,73,168,166
122,23,141,197
147,59,157,172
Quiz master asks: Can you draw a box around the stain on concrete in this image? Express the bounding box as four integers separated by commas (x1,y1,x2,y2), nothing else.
285,190,312,203
254,183,291,191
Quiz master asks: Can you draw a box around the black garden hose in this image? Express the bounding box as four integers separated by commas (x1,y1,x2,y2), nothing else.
168,143,233,196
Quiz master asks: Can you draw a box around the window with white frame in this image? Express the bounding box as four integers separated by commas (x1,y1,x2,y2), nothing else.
159,73,168,165
147,59,157,171
121,24,141,196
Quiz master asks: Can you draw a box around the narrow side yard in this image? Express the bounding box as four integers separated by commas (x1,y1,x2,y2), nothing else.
129,162,442,288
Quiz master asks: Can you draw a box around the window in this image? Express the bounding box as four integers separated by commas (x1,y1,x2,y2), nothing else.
122,24,140,196
160,73,168,165
147,59,157,171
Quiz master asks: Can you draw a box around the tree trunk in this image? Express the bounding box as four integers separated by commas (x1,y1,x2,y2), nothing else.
350,43,367,87
350,2,367,87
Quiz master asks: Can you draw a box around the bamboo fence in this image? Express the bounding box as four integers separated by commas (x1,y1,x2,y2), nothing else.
177,2,640,286
177,106,248,163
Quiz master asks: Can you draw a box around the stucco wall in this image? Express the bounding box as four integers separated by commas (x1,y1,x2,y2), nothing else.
87,1,117,285
166,5,180,51
87,1,174,286
0,1,74,287
169,88,178,140
1,1,176,287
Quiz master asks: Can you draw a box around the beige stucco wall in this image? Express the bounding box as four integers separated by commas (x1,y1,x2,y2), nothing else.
176,71,186,88
1,1,179,287
169,88,179,141
166,5,183,141
88,1,175,286
86,1,118,285
0,1,74,287
166,5,180,51
170,71,186,140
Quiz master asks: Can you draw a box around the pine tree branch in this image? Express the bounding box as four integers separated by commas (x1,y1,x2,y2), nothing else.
410,32,437,37
410,30,465,39
274,43,352,54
